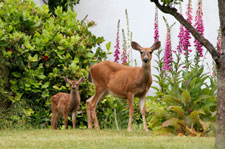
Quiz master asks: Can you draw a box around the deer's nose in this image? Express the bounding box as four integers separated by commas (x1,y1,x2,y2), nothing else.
143,57,149,63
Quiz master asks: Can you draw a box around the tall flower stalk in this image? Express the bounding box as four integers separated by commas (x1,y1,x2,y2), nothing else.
154,6,159,43
177,4,184,54
183,0,193,69
194,0,204,67
121,29,127,65
125,9,133,65
114,19,120,63
162,17,175,71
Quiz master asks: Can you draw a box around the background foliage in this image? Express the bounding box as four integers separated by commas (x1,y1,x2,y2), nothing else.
0,0,218,135
0,0,107,129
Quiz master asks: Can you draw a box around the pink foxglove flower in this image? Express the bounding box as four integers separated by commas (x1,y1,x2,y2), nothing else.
121,29,127,65
194,0,204,57
154,7,159,42
162,18,172,71
177,25,184,53
182,0,192,54
114,20,120,63
177,4,184,53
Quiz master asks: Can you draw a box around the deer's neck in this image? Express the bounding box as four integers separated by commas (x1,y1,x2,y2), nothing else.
141,63,151,80
69,90,80,112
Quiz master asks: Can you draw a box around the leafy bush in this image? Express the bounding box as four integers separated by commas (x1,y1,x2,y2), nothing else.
0,0,107,128
148,51,217,136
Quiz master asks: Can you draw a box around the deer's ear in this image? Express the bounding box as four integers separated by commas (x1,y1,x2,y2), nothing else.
151,41,161,51
78,77,85,84
131,41,142,51
64,77,71,84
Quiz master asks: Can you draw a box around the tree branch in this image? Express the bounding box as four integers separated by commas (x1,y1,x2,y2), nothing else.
150,0,220,65
42,0,48,4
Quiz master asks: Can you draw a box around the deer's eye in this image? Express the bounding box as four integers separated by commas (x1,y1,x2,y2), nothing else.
149,51,153,54
140,51,143,55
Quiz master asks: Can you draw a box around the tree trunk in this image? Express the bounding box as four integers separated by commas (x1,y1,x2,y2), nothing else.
150,0,225,148
216,60,225,148
216,0,225,148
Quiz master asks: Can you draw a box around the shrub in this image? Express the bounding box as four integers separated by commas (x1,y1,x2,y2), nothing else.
0,0,107,128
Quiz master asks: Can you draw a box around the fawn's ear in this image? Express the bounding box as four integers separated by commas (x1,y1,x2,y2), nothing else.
64,77,71,84
131,41,142,51
151,41,161,52
78,77,85,84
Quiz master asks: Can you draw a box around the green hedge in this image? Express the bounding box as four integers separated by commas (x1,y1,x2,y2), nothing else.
0,0,107,128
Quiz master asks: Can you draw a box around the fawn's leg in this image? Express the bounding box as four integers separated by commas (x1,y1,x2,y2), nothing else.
72,111,76,129
64,112,68,129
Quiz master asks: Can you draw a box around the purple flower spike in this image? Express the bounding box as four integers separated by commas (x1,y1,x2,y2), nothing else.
194,0,204,57
114,20,120,63
182,0,192,54
163,24,172,71
154,7,159,43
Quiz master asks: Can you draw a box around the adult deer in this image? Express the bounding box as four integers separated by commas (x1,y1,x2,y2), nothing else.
51,76,85,130
86,41,161,131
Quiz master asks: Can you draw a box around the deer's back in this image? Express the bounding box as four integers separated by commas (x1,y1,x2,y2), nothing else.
90,61,150,98
51,92,70,112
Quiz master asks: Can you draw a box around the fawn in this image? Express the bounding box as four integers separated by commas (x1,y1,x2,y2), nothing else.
51,76,85,130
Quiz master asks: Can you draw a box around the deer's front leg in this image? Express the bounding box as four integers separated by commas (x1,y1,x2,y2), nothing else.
72,111,76,129
64,112,68,129
139,96,148,131
127,93,134,132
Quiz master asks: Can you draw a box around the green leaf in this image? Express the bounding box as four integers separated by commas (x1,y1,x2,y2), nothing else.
181,90,191,106
162,95,182,104
162,118,181,131
15,93,23,102
42,82,50,89
169,106,185,118
87,52,95,58
28,54,39,62
23,108,34,117
105,42,111,51
38,74,46,80
194,95,211,104
190,110,205,122
12,72,21,78
42,89,49,98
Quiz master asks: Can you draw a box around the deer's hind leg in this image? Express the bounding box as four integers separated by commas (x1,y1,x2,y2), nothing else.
88,88,108,130
86,96,94,129
51,112,59,130
127,93,134,132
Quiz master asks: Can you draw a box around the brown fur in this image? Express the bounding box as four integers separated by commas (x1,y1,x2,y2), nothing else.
86,41,161,131
51,77,85,130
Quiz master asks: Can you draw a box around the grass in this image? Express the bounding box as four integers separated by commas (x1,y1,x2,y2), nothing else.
0,129,215,149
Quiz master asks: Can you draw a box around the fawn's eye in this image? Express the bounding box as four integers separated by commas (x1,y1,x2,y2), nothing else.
149,51,152,54
140,51,143,55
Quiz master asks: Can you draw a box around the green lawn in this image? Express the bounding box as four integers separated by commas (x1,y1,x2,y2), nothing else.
0,129,215,149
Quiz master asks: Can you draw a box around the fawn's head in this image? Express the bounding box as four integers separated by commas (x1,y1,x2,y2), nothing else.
131,41,161,64
64,77,85,92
